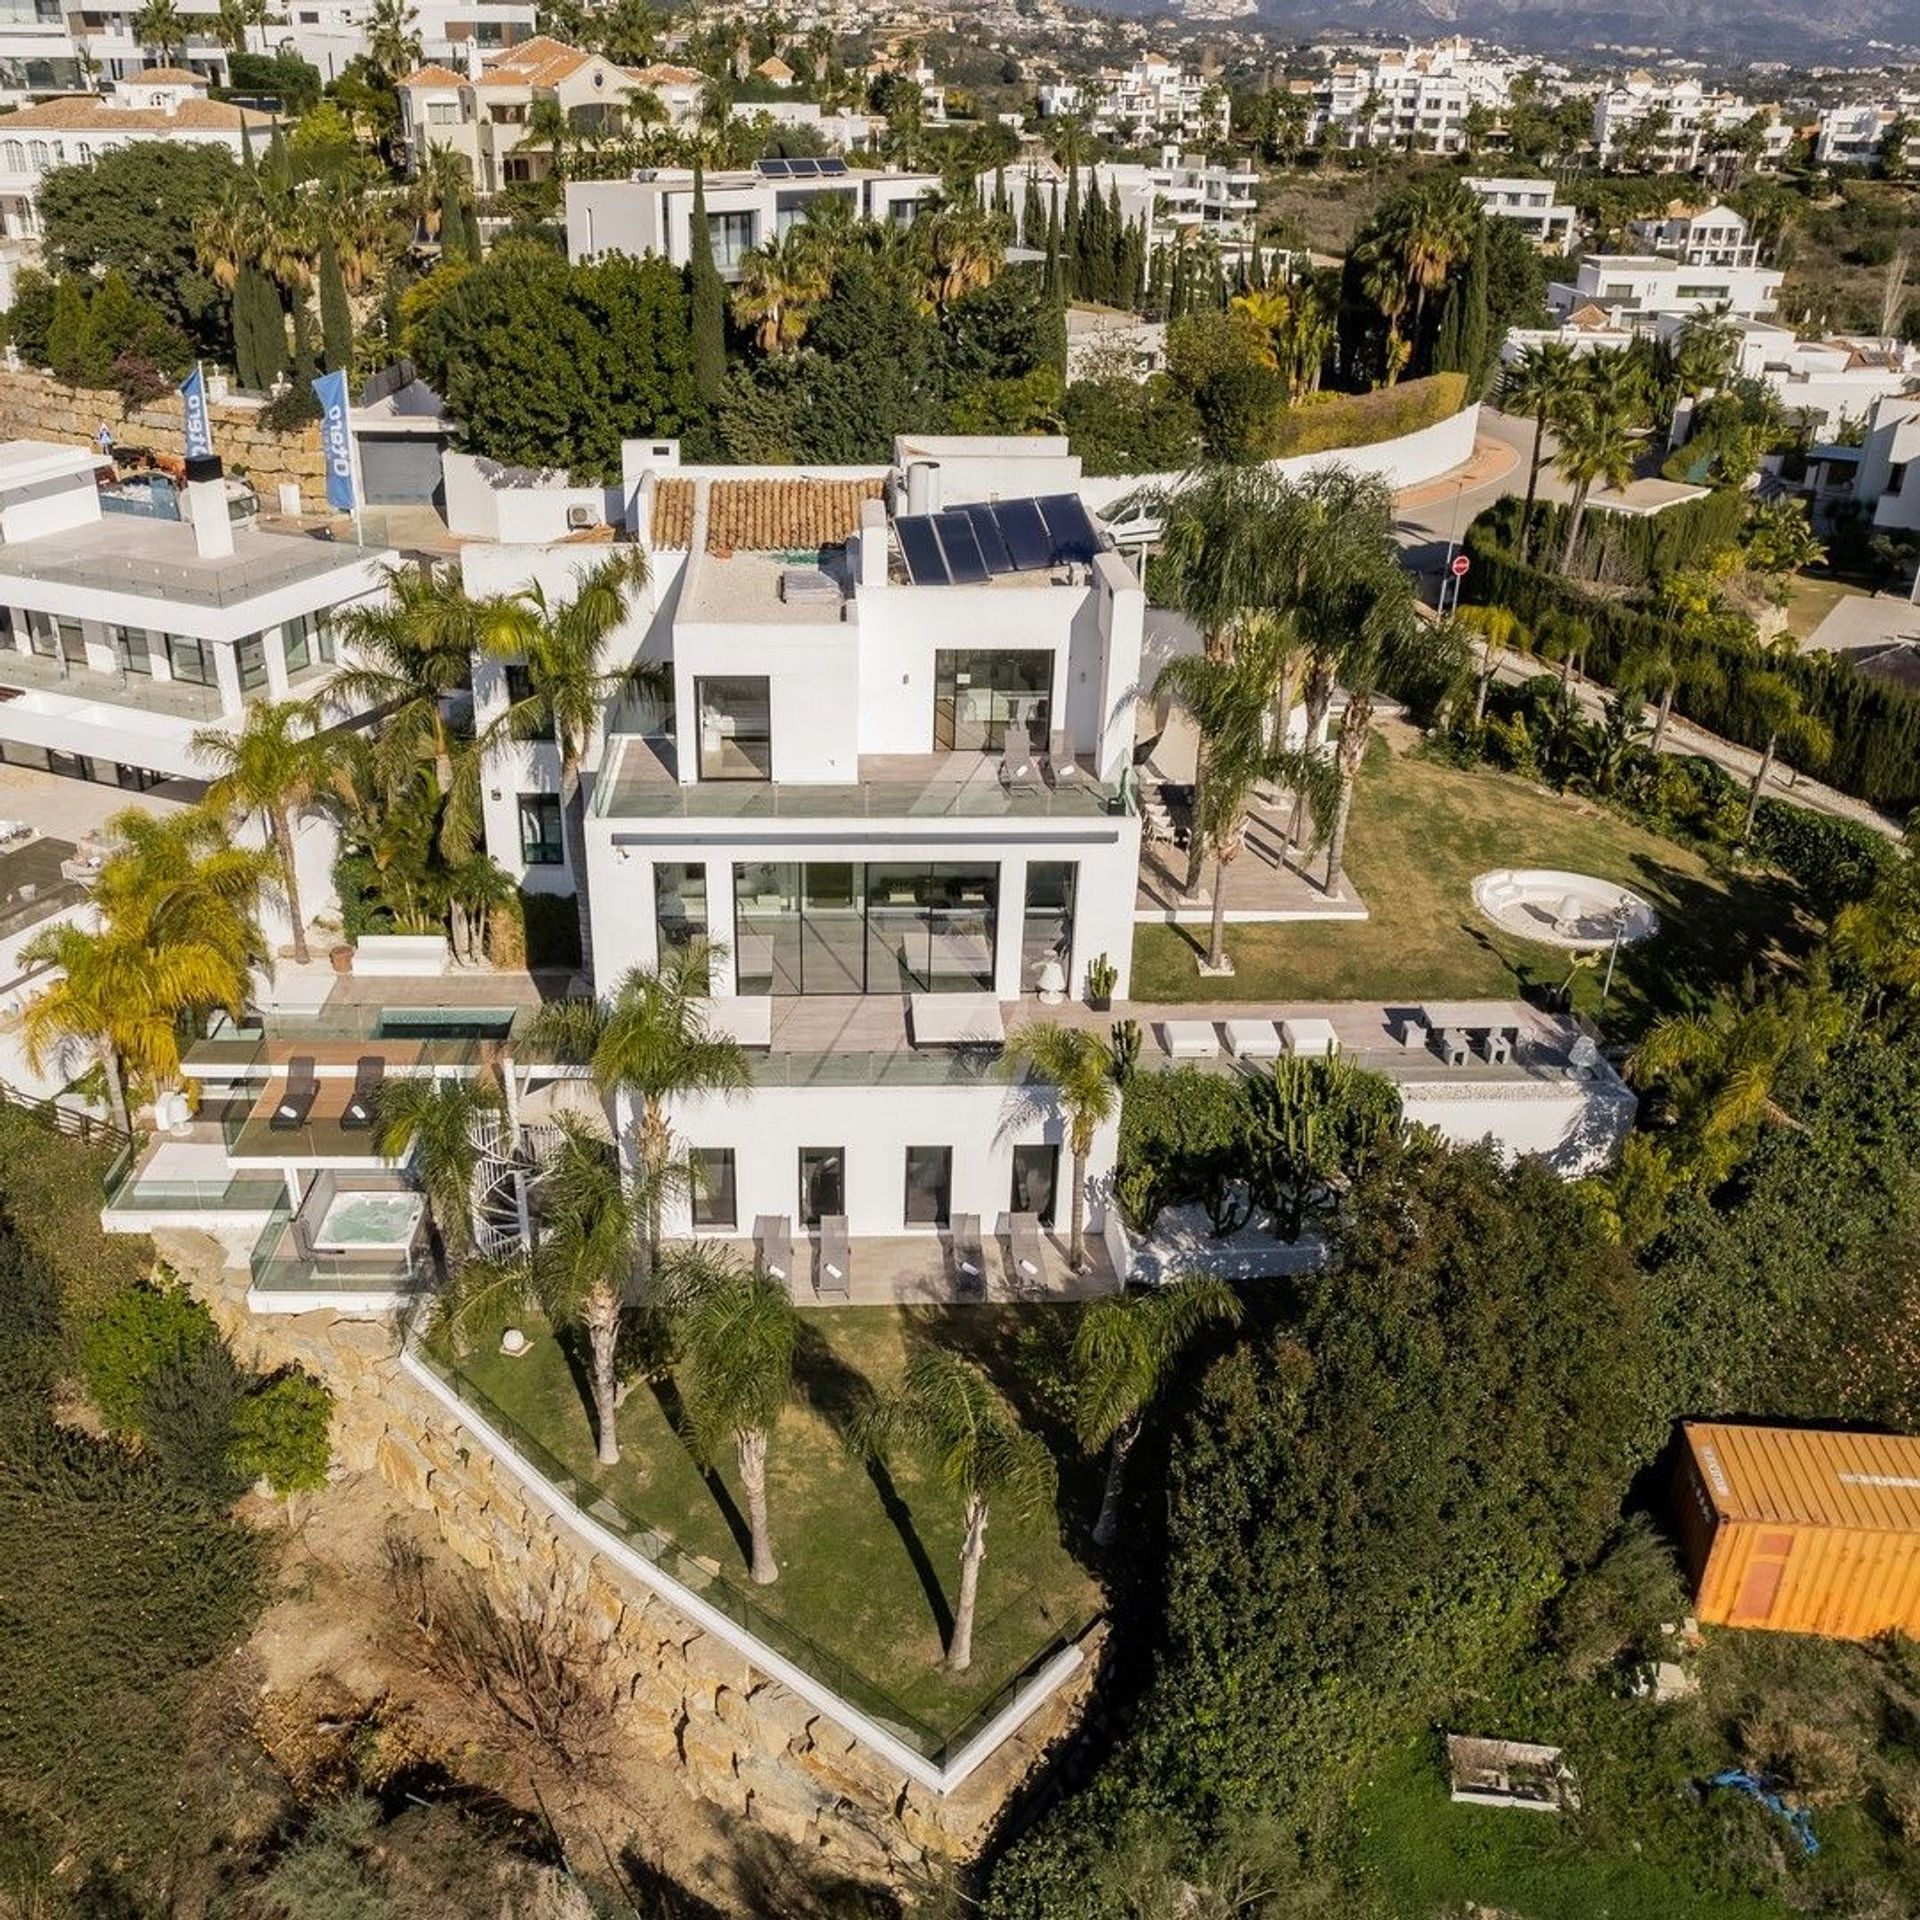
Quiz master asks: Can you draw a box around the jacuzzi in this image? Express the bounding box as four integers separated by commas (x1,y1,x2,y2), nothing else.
313,1190,425,1253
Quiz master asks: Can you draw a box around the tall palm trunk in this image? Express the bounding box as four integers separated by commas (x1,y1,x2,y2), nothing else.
1183,749,1208,895
1743,731,1778,841
1559,484,1592,574
635,1094,671,1297
1206,852,1233,972
738,1426,777,1583
1066,1141,1090,1273
1519,405,1549,563
1473,641,1496,724
584,1284,621,1465
949,1492,989,1672
560,749,594,982
1323,702,1372,893
1652,680,1676,753
1092,1415,1139,1549
98,1038,130,1134
269,805,310,964
1285,658,1335,852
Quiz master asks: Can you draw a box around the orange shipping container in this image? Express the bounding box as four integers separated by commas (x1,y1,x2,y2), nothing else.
1675,1422,1920,1640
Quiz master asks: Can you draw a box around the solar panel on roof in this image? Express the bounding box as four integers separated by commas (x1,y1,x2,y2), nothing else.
957,501,1016,575
933,511,990,585
792,158,822,177
1037,493,1102,565
896,514,950,585
995,498,1053,572
818,157,848,175
759,157,792,177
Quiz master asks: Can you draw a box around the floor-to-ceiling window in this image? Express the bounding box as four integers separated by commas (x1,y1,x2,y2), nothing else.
695,676,773,780
904,1145,952,1228
653,862,708,954
1021,861,1076,992
799,1146,844,1225
933,649,1053,752
1011,1143,1059,1226
733,860,998,995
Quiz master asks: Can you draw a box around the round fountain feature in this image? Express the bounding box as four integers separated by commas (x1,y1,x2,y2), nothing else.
1471,868,1659,950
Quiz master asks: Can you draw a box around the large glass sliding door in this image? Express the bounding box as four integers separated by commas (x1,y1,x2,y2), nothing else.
735,861,998,995
799,1147,844,1226
933,650,1054,752
1021,862,1076,991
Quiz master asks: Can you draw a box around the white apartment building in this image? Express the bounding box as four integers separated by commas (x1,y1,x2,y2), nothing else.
1626,201,1757,267
1037,55,1228,146
398,35,674,190
728,100,878,152
6,0,535,99
1314,37,1512,155
1591,75,1792,172
1845,391,1920,532
987,149,1260,257
1465,175,1577,249
0,70,277,253
565,159,942,275
1548,254,1786,330
1815,100,1919,168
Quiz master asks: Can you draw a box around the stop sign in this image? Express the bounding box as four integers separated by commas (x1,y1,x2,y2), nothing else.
1450,552,1471,578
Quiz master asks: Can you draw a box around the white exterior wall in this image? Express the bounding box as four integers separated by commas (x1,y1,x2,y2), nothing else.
1400,1078,1637,1176
658,1079,1118,1243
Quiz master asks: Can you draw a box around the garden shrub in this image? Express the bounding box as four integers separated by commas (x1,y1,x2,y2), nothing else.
78,1282,220,1437
1116,1067,1253,1231
0,1110,147,1332
1751,797,1896,918
229,1371,334,1495
1259,371,1467,460
141,1340,250,1507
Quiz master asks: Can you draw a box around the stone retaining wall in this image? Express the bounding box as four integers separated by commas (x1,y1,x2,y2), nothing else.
159,1230,1099,1888
0,368,324,508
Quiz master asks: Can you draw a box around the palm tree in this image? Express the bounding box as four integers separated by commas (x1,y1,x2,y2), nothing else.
483,551,656,971
1003,1022,1117,1273
1154,624,1339,968
731,227,832,354
373,1074,501,1270
1455,605,1522,725
1072,1277,1241,1549
1738,671,1834,840
1673,304,1741,400
525,95,574,181
914,195,1008,311
858,1347,1055,1673
1618,634,1725,754
15,923,228,1131
330,562,489,848
134,0,187,64
1322,564,1422,894
365,0,421,83
91,808,275,986
1554,400,1640,574
1500,340,1579,563
526,943,750,1291
212,0,262,55
1390,180,1481,344
669,1253,795,1584
192,699,339,966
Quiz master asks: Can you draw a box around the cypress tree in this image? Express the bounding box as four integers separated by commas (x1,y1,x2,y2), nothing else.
254,276,289,386
290,294,316,388
1107,181,1124,306
688,162,728,406
992,163,1007,216
1434,277,1465,375
1043,185,1061,297
1063,162,1080,298
46,277,89,384
1459,238,1490,388
1022,171,1045,247
318,227,352,373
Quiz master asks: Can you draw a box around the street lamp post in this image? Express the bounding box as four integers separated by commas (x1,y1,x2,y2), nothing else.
1600,901,1632,1010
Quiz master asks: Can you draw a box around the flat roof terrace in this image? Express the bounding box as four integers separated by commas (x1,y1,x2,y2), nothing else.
0,517,379,610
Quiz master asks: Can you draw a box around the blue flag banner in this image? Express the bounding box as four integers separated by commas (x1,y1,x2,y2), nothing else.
312,368,355,513
180,365,213,461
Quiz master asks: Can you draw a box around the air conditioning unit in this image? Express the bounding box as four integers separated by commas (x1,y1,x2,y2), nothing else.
566,504,600,530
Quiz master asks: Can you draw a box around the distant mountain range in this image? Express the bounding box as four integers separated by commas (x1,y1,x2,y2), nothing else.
1084,0,1920,62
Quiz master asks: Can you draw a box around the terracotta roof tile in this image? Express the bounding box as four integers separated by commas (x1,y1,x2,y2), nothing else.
703,477,883,554
651,478,695,550
132,66,206,84
400,62,467,86
0,95,275,130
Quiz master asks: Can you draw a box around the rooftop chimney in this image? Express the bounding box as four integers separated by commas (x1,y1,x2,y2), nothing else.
184,453,233,561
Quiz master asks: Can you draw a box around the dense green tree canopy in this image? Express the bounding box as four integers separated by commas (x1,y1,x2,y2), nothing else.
37,141,240,356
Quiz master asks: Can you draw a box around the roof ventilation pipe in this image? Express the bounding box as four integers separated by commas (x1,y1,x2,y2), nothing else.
905,459,941,517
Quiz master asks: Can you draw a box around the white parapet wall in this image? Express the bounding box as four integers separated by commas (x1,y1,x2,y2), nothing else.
1079,402,1482,516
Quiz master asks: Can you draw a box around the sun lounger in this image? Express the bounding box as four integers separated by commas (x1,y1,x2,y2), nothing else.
816,1214,851,1302
1223,1019,1283,1061
1005,1210,1047,1292
753,1214,795,1294
950,1212,985,1302
340,1054,384,1131
269,1056,319,1132
1160,1020,1219,1059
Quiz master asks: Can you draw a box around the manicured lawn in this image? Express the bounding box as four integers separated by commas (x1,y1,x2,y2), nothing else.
1352,1738,1795,1920
1132,725,1804,1036
437,1304,1102,1743
1782,573,1866,642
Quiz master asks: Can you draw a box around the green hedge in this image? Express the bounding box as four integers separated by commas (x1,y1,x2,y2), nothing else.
1489,489,1748,586
1464,512,1920,817
1258,371,1468,461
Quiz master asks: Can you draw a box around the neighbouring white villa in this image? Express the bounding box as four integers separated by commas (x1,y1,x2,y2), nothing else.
1547,253,1786,330
565,158,943,274
1465,176,1578,250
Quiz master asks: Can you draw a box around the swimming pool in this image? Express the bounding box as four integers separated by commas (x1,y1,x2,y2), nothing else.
314,1190,425,1252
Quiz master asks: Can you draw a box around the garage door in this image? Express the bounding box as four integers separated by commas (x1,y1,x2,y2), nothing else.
358,433,445,506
